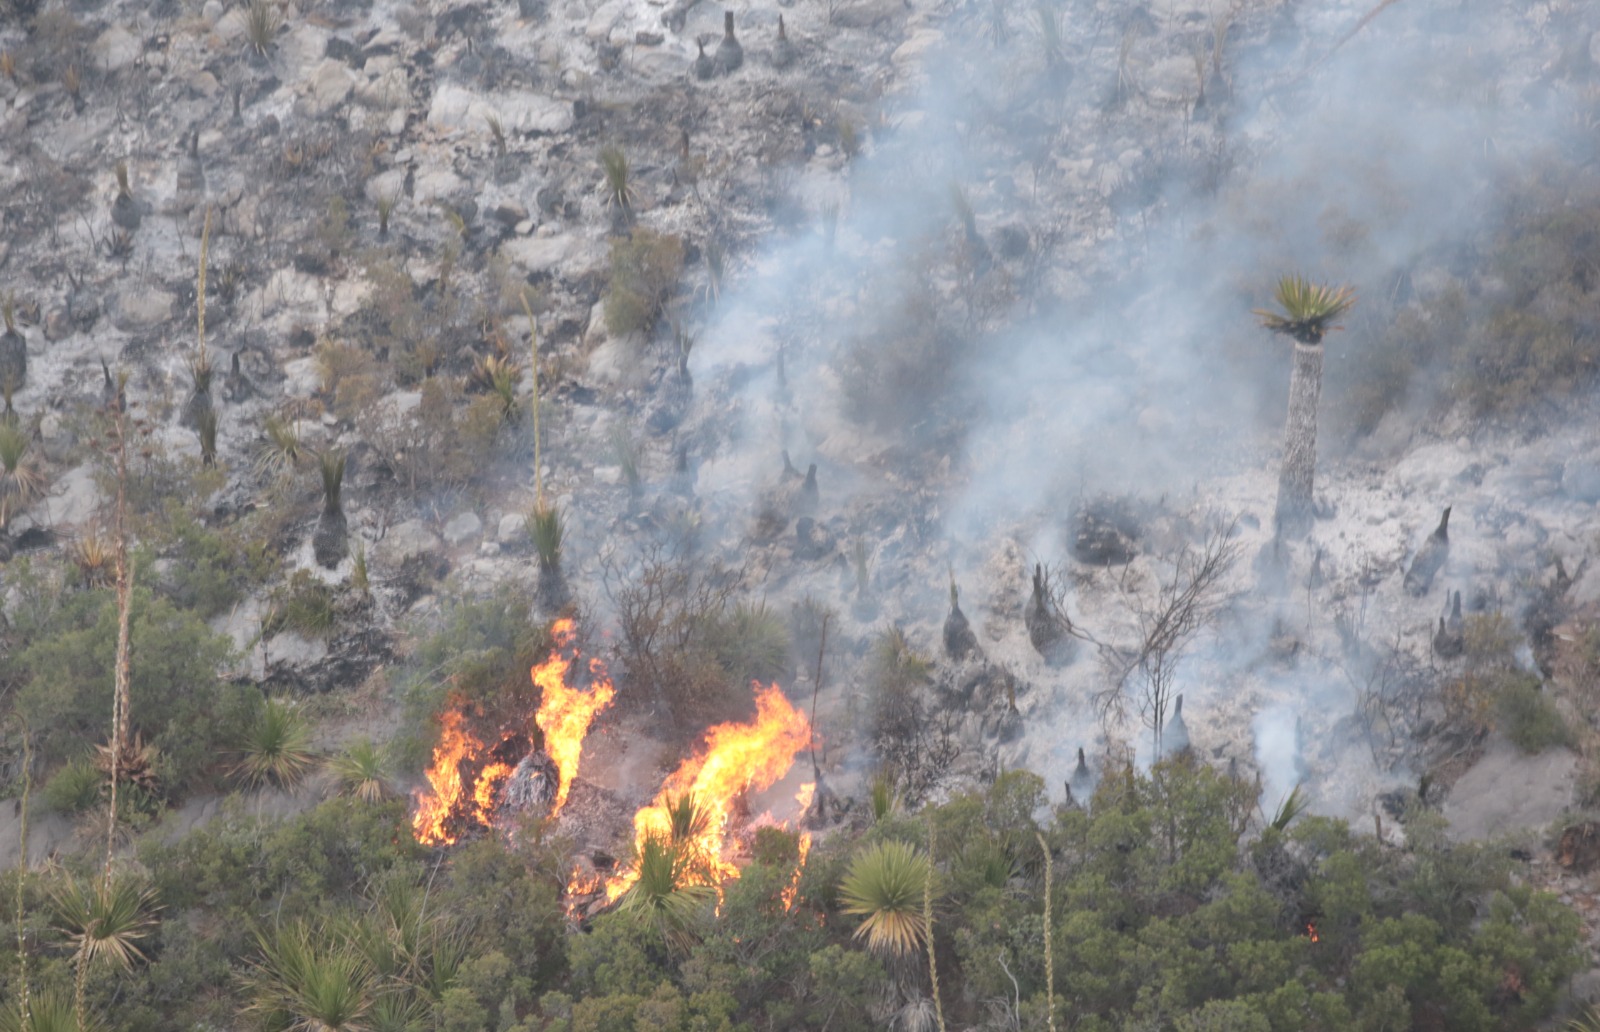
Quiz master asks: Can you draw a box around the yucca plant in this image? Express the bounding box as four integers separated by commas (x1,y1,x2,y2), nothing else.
313,449,348,569
1569,1005,1600,1032
325,739,390,802
527,500,563,572
196,406,218,468
839,839,933,957
257,413,305,483
599,145,633,211
869,771,900,822
234,698,315,790
0,294,24,397
0,989,93,1032
245,0,281,57
244,921,375,1032
111,161,140,233
53,873,160,1030
706,600,791,688
662,792,717,881
1254,275,1355,537
376,193,397,239
0,422,45,530
618,835,714,950
1269,783,1310,832
609,425,641,494
471,353,523,423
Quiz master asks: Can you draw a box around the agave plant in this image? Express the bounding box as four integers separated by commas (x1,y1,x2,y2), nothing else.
93,731,160,796
313,449,348,569
0,421,45,530
869,771,900,823
471,353,523,423
243,920,375,1032
324,739,390,803
618,835,714,950
838,839,932,957
234,698,316,791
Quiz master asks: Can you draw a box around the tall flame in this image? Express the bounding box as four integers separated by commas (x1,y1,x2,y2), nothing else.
603,684,813,902
412,709,478,845
534,618,616,817
412,619,613,845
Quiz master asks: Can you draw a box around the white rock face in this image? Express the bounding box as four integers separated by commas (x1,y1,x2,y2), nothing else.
427,83,574,134
35,463,103,529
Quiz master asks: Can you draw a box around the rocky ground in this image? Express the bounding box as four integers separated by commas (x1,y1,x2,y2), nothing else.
4,0,1600,1008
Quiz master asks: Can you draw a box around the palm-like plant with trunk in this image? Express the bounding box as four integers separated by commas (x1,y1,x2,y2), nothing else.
1254,275,1355,537
313,449,348,569
52,874,161,1030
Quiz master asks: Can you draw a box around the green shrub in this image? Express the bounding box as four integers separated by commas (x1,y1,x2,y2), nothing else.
14,585,242,795
703,601,791,688
604,230,684,336
41,757,101,815
264,570,337,639
1496,673,1572,753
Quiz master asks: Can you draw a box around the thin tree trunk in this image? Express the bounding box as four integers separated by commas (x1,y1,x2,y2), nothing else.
1274,341,1323,537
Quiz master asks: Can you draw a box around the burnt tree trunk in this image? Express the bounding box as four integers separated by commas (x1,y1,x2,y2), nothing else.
1275,341,1322,538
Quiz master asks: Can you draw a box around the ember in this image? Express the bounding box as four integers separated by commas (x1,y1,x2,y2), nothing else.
1306,921,1320,943
411,619,614,845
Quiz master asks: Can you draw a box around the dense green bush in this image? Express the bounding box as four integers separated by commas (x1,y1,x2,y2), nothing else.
12,584,243,795
1496,672,1573,753
40,756,100,815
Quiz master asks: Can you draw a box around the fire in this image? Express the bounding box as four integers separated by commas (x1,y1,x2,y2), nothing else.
534,619,616,817
1306,921,1320,943
601,684,813,902
781,832,812,911
412,710,480,845
411,619,613,845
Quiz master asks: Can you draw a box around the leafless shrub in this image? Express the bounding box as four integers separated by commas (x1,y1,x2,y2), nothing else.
1093,517,1242,754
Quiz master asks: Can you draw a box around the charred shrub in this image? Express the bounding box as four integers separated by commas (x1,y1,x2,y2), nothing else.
604,229,684,337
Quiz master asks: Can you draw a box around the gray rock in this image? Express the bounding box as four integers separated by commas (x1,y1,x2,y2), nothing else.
92,26,141,72
831,0,904,28
113,287,175,330
443,511,483,545
498,512,528,544
1562,457,1600,502
1441,735,1576,842
376,519,442,565
303,58,354,116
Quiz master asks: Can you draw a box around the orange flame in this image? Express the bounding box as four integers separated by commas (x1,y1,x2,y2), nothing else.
534,619,616,817
601,684,813,902
412,619,613,846
1306,921,1320,943
782,831,812,911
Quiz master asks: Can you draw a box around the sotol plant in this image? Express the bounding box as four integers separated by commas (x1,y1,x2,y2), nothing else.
313,449,348,569
599,145,633,212
0,422,46,530
839,839,932,957
324,739,390,803
233,699,315,791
